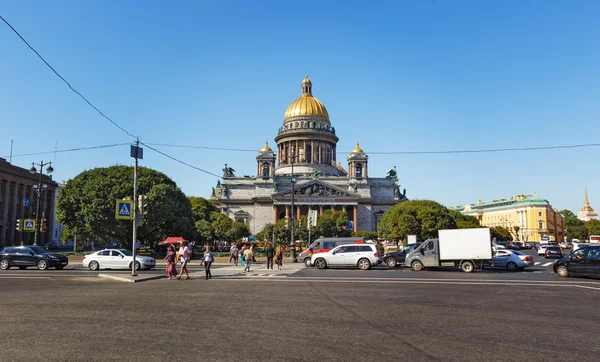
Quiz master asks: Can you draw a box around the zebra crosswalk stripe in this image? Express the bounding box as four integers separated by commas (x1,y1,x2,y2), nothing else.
542,262,553,267
534,262,541,266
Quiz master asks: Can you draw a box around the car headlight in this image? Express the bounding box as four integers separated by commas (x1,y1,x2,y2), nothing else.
47,255,57,259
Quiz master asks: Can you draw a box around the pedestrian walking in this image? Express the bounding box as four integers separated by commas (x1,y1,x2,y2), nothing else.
164,245,177,279
265,242,275,270
240,245,247,267
244,246,254,272
275,246,284,271
176,241,191,280
230,245,239,266
203,245,214,280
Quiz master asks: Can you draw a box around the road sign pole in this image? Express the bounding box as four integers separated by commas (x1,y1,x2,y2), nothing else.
131,138,139,276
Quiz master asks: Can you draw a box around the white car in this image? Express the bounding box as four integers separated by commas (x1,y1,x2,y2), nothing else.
537,245,550,256
492,242,506,251
485,250,534,271
311,243,382,270
83,249,156,271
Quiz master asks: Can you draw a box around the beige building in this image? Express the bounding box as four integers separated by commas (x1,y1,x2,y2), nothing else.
577,187,598,222
211,76,407,235
452,194,565,242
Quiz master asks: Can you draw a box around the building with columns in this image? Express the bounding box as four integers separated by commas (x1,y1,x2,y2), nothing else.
0,158,58,247
211,76,407,235
577,187,598,222
451,193,565,242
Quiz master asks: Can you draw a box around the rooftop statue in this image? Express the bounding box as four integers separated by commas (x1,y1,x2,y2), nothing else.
312,168,319,179
386,166,398,180
223,164,236,178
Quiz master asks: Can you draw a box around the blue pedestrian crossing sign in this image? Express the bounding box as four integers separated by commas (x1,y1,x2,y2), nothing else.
23,198,30,207
115,200,133,220
24,219,36,231
347,221,354,230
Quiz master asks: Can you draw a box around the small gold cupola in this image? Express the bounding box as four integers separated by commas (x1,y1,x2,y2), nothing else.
260,140,273,152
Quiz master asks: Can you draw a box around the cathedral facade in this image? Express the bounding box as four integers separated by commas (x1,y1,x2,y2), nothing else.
211,76,407,235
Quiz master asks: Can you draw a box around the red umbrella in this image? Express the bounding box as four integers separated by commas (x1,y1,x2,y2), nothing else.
159,236,187,245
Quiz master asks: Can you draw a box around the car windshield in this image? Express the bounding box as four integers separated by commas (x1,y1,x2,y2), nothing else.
547,247,560,251
30,246,51,254
511,250,524,255
118,249,133,256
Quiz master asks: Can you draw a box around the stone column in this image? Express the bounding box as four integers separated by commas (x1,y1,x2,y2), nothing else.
297,205,301,221
319,206,323,216
353,206,358,232
285,205,289,220
311,141,314,163
273,206,278,223
303,140,307,163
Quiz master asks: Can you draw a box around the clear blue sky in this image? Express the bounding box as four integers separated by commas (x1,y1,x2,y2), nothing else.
1,0,598,213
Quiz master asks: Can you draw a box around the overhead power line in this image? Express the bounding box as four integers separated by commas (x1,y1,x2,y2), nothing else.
0,15,137,139
1,143,130,159
141,142,222,179
145,142,600,155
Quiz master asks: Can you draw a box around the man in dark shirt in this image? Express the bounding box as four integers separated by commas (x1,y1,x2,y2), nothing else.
265,242,275,270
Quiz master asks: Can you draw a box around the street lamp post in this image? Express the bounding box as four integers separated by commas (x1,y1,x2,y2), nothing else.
289,150,297,263
29,161,53,245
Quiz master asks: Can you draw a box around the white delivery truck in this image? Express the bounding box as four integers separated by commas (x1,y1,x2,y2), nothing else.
404,228,493,273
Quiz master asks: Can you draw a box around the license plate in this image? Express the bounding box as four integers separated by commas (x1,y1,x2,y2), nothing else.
62,262,68,264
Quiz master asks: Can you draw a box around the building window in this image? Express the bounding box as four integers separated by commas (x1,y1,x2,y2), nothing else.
538,212,542,216
356,164,363,178
538,222,543,230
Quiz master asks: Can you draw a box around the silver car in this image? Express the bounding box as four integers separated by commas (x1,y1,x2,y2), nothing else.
83,249,156,271
485,250,534,271
311,244,382,270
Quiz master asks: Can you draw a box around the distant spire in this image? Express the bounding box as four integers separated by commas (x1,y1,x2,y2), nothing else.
585,186,590,205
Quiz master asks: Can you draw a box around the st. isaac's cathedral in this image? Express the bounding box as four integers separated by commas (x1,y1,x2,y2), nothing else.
211,76,407,235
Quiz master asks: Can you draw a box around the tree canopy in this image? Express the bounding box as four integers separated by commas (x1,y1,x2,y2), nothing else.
56,166,195,249
560,209,589,241
377,200,456,241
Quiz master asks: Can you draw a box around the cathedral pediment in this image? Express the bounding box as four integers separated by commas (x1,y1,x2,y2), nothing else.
273,180,358,198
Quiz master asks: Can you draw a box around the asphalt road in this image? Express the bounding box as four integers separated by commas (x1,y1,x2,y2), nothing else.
1,275,599,362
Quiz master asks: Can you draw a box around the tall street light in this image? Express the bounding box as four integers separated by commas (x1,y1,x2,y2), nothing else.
29,161,53,245
289,150,297,263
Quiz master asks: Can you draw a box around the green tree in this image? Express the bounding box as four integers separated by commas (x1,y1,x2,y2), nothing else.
188,196,217,222
490,226,513,241
210,212,233,242
378,200,456,241
56,166,194,249
228,221,251,242
586,219,600,237
314,210,351,238
448,209,480,229
560,209,589,240
195,219,214,243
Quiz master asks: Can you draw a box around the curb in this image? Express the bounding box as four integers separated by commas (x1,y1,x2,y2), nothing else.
98,274,166,283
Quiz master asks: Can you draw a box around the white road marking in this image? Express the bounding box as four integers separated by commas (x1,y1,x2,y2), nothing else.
0,276,51,279
542,262,553,267
534,262,541,266
574,285,600,292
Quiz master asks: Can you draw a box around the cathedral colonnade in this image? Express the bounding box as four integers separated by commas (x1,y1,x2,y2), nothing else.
272,204,358,232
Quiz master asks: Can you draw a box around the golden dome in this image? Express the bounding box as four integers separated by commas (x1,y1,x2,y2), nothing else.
284,76,329,121
352,142,364,153
260,140,273,152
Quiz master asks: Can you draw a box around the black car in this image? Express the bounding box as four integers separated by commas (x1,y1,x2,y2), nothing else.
512,242,523,250
544,246,564,259
0,246,69,270
554,245,600,278
383,243,422,268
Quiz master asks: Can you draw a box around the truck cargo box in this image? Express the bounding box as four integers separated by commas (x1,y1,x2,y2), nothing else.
438,228,493,260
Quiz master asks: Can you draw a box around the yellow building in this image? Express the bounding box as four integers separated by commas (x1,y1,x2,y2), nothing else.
452,194,565,242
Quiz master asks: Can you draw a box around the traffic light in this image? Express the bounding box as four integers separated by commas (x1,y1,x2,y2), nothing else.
40,219,47,232
16,219,23,232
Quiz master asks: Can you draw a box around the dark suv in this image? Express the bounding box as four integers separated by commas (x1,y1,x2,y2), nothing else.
0,246,69,270
554,245,600,278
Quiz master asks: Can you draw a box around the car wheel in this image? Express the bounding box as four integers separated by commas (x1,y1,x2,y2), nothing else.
18,266,27,270
89,261,99,271
37,259,48,270
0,259,11,270
314,258,327,269
358,258,371,270
506,261,518,272
461,261,474,273
304,258,312,267
55,265,65,270
129,261,141,271
557,265,569,278
411,260,424,271
385,257,397,268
